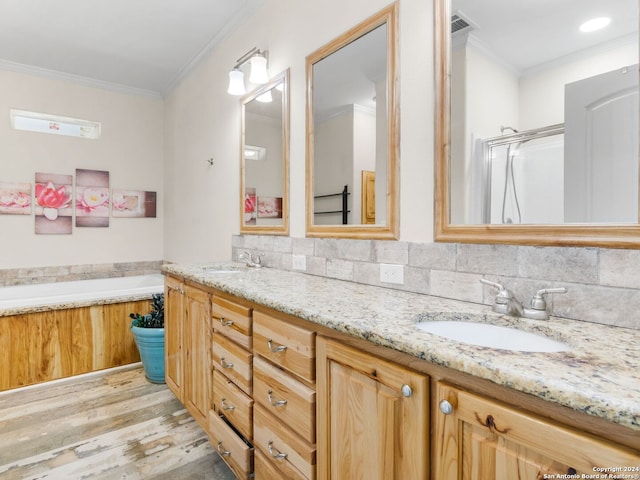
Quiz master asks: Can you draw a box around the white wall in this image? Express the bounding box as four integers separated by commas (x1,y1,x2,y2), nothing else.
0,70,164,269
163,0,433,263
519,40,637,129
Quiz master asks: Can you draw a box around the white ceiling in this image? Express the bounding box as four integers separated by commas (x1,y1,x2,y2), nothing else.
0,0,264,97
0,0,636,100
453,0,637,74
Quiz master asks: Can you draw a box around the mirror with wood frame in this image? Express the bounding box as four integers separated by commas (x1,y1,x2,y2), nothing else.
306,3,399,239
240,69,289,235
435,0,640,247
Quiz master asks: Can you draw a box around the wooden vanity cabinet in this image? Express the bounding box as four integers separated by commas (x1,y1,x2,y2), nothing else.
164,275,184,401
434,382,640,479
316,336,430,480
164,276,640,480
252,310,317,479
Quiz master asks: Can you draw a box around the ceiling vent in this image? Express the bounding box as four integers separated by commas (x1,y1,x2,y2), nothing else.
451,11,474,36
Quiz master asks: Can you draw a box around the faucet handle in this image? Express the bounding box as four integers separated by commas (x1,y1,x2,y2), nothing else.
479,278,505,291
529,287,567,310
480,278,515,304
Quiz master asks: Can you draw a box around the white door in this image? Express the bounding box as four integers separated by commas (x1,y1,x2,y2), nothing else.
564,65,639,223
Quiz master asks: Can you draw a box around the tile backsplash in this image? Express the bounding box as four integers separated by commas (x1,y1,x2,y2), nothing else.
0,260,163,287
233,235,640,330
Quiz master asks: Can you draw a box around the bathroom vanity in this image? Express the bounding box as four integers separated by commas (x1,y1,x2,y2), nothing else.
163,263,640,479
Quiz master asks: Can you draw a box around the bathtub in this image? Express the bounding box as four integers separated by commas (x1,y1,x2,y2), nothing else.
0,273,165,311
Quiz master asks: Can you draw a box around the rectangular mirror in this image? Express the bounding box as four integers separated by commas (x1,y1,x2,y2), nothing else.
435,0,640,247
240,69,289,235
306,3,399,239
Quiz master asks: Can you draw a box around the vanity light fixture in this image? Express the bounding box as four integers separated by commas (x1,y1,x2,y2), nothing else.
10,109,101,139
579,17,611,33
227,47,269,95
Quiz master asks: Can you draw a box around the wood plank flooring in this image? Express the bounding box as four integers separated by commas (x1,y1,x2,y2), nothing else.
0,365,236,480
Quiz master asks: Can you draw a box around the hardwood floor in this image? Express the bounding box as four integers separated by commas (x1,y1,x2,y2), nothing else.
0,365,236,480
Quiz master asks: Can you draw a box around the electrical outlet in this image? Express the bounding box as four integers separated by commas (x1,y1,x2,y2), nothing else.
292,254,307,271
380,263,404,284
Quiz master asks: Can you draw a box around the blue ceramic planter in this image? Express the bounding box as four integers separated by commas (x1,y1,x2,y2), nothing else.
130,322,165,384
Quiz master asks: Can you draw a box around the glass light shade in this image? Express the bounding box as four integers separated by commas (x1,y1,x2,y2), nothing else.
256,90,273,103
249,55,269,84
227,69,246,95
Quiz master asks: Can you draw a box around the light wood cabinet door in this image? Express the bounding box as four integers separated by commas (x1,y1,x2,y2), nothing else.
183,284,212,430
434,382,640,479
316,337,429,480
164,276,183,401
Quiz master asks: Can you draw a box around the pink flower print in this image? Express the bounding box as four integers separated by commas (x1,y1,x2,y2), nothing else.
76,188,109,213
244,194,256,213
12,192,31,207
35,182,71,209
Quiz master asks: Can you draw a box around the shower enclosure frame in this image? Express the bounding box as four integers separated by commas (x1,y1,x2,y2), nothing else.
481,123,565,224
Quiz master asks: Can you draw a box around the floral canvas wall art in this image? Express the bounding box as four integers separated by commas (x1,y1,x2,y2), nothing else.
34,173,73,234
258,196,283,218
0,182,31,215
76,168,109,227
244,187,256,225
112,190,157,218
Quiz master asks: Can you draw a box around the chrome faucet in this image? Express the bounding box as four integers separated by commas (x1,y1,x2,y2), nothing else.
238,251,264,268
480,279,523,317
480,279,567,320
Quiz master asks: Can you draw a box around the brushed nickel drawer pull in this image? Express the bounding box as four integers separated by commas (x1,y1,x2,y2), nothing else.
220,398,235,411
220,316,234,327
267,389,288,407
267,339,287,353
217,441,231,457
220,357,234,369
268,440,288,460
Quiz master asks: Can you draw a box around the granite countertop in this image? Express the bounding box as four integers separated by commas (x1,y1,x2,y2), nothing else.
165,262,640,432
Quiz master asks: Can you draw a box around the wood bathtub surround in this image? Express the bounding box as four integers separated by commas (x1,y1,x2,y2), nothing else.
0,300,147,391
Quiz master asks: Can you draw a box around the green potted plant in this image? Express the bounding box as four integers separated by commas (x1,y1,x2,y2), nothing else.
130,293,165,383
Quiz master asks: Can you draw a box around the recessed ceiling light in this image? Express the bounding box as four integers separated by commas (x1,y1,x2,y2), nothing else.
579,17,611,33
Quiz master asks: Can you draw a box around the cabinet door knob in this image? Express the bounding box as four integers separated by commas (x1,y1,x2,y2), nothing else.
267,339,287,353
220,357,234,369
267,389,288,407
439,399,453,415
217,441,231,457
401,384,413,397
268,440,288,460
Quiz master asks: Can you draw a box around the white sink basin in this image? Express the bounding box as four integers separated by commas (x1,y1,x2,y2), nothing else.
416,321,570,352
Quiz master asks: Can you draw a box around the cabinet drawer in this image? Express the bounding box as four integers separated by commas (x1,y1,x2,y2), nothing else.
213,369,253,441
209,411,254,480
212,332,253,395
253,311,316,383
254,356,316,444
212,296,253,350
255,447,287,479
254,404,316,480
